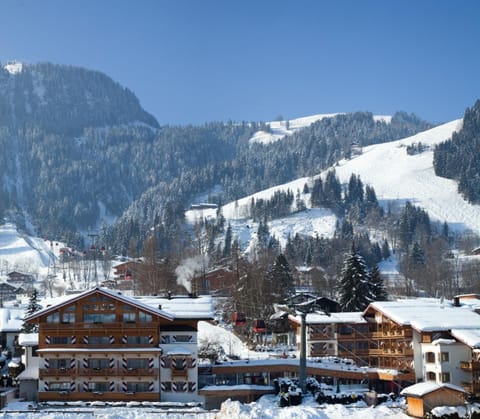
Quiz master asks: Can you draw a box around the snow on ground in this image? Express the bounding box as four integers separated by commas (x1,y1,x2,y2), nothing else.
333,118,480,235
249,113,393,145
187,117,480,262
0,223,54,276
249,114,341,145
1,395,410,418
3,61,23,74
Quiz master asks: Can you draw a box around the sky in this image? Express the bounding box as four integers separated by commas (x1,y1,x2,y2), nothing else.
0,0,479,126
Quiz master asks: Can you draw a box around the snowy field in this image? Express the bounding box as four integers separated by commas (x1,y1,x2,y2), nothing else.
2,393,409,418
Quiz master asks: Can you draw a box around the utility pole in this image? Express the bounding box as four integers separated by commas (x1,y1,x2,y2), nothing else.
87,232,98,287
286,294,330,394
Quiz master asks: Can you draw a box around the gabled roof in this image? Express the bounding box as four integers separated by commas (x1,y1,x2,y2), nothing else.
364,299,480,332
290,311,366,325
401,382,466,397
24,287,175,323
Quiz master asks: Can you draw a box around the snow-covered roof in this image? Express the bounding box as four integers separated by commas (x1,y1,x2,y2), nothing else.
137,294,214,320
401,382,466,397
367,299,480,332
17,366,38,380
18,333,38,346
290,311,366,325
26,287,214,323
0,307,25,332
25,287,175,322
450,328,480,349
165,346,192,356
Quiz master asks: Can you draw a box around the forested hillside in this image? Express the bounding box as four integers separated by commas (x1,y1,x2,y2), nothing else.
433,100,480,203
0,62,433,254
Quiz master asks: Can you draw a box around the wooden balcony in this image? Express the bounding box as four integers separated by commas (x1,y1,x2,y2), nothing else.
39,391,159,402
171,369,189,378
39,368,159,378
39,368,73,379
460,361,480,372
369,348,413,357
370,330,413,339
41,321,157,331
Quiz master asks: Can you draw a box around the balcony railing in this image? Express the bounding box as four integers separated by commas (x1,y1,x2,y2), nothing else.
42,321,157,330
460,361,480,372
39,368,159,378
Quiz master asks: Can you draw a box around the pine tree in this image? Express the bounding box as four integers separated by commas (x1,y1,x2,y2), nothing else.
21,288,42,333
223,223,232,258
269,254,295,301
369,264,388,301
337,244,373,311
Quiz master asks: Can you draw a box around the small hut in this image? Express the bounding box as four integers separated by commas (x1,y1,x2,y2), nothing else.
400,382,467,418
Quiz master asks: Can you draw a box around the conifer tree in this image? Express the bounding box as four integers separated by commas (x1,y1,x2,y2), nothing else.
369,264,388,301
269,254,295,301
21,288,42,333
337,244,373,311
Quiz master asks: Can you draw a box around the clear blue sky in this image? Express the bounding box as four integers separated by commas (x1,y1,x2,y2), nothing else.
0,0,478,125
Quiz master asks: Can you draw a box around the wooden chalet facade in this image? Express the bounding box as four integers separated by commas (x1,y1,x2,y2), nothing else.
24,287,213,403
363,304,415,378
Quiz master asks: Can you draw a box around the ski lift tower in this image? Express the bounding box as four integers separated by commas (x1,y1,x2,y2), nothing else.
286,295,330,393
87,232,99,287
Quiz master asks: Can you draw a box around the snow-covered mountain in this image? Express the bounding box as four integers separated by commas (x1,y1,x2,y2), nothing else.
249,113,392,145
187,117,478,252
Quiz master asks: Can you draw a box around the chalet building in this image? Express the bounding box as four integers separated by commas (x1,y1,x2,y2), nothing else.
192,267,236,296
23,287,213,403
0,282,24,302
6,271,35,286
364,299,480,387
450,328,480,397
289,312,368,363
0,306,25,356
294,266,327,292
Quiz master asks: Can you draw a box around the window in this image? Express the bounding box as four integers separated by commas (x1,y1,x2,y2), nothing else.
173,358,186,371
126,359,149,370
440,352,449,362
338,325,352,335
50,336,70,345
173,335,193,343
87,336,111,345
88,359,110,370
83,313,116,323
426,352,435,363
123,312,136,323
46,312,60,323
441,372,451,383
49,358,70,369
126,382,150,392
86,382,109,392
139,311,152,322
47,382,71,392
62,312,75,323
426,371,436,381
161,381,172,392
126,336,150,345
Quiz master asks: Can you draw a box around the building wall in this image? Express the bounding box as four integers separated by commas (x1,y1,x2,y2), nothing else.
422,342,470,387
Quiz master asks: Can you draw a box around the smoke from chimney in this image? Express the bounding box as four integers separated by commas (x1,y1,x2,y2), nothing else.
175,255,208,293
